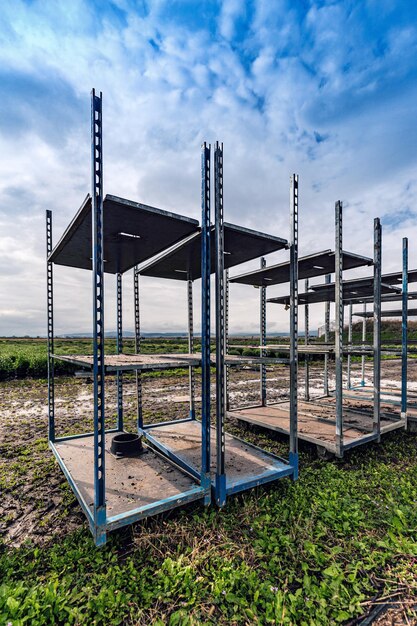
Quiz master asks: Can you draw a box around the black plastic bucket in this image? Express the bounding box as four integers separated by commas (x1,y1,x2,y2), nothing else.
110,432,144,457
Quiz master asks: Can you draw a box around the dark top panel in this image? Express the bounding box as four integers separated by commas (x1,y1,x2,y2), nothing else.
138,223,288,281
268,280,399,306
354,308,417,318
229,250,373,286
377,269,417,285
49,194,199,274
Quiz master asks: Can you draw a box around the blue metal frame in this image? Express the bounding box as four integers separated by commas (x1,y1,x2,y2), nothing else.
304,278,310,401
116,272,123,431
46,210,55,443
134,266,143,431
289,174,299,477
373,218,382,441
401,237,408,421
187,278,196,419
323,273,331,395
334,200,343,457
260,257,267,406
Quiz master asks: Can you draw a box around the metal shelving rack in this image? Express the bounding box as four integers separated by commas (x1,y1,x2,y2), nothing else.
228,201,401,457
46,90,212,546
134,145,298,506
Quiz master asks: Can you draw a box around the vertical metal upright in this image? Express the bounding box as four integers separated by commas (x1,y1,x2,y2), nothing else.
373,218,382,440
335,201,343,457
187,278,196,419
260,257,267,406
46,210,55,443
224,269,230,411
289,174,299,476
91,88,106,545
401,237,408,422
201,142,211,498
304,278,310,401
134,267,143,430
116,273,123,431
214,141,226,505
361,303,367,386
323,274,331,395
347,302,352,389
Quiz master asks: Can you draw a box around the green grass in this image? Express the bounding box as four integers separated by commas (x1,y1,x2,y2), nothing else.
1,426,417,624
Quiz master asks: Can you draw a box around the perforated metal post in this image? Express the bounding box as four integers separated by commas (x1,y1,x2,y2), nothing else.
46,210,55,443
373,218,382,440
304,278,310,401
187,278,196,419
347,302,352,389
361,303,366,386
401,237,408,422
224,269,230,411
335,201,343,457
134,267,143,430
260,258,267,406
324,274,331,395
200,142,211,495
91,89,106,544
116,273,123,431
215,141,226,505
289,174,299,476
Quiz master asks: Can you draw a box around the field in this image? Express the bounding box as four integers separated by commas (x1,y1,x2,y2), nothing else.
1,338,417,625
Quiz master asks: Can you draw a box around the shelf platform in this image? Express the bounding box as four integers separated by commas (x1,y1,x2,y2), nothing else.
51,432,208,541
228,396,406,457
52,352,289,372
344,385,417,414
143,420,295,497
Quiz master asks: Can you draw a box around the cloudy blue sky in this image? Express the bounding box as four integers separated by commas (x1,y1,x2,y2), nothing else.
1,0,417,336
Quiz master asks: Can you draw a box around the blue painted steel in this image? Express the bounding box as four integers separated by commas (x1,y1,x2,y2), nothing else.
335,200,343,457
91,89,106,522
402,238,408,419
106,486,207,531
142,431,201,480
361,303,367,386
373,218,382,440
187,279,196,419
289,175,299,460
260,257,267,406
116,272,123,431
324,273,331,395
304,278,310,401
226,465,294,496
215,473,227,507
55,428,119,443
289,451,299,480
201,142,211,488
46,210,55,443
214,141,226,504
142,417,193,430
134,267,143,431
49,442,95,529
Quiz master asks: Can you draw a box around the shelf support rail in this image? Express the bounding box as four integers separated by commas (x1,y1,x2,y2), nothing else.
335,200,343,457
201,142,211,494
116,273,123,431
401,237,408,422
260,257,267,406
324,273,331,395
347,302,353,389
289,174,299,475
46,210,55,443
304,278,310,401
361,303,367,386
373,218,382,440
187,278,196,419
134,267,143,430
91,88,106,544
214,141,226,505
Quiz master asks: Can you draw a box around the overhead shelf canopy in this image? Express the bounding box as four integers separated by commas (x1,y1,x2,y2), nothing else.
49,194,200,274
349,291,417,305
138,223,288,281
378,269,417,286
268,278,400,306
229,250,373,287
354,308,417,318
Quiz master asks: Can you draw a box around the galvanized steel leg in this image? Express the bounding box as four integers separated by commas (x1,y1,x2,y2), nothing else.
116,273,123,431
201,142,211,499
324,274,331,395
91,88,106,545
134,268,143,431
46,210,55,443
401,237,408,424
289,174,299,478
304,278,310,401
335,201,343,457
361,303,366,386
347,302,352,389
214,141,226,505
259,259,267,406
187,278,196,419
373,218,382,441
